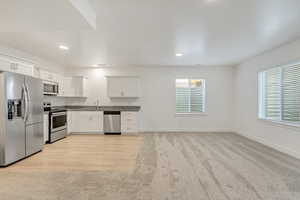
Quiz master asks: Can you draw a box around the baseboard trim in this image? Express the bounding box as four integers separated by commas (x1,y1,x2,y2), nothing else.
141,131,232,134
70,132,104,135
235,131,300,160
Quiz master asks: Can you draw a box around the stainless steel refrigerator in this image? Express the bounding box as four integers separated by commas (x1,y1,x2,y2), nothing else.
0,72,43,166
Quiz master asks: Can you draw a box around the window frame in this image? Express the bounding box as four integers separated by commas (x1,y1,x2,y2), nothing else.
175,78,206,115
258,61,300,127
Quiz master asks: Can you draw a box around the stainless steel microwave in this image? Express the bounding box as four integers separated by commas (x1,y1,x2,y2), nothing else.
43,81,59,96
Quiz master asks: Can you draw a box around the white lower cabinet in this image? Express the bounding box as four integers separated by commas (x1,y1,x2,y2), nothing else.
121,112,139,134
43,114,49,144
68,111,103,134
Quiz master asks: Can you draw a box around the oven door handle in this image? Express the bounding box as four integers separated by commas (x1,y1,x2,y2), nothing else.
51,112,67,117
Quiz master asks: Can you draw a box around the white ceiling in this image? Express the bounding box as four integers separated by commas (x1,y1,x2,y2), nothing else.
0,0,300,68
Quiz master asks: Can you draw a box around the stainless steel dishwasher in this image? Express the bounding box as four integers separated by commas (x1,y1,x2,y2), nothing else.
104,111,121,134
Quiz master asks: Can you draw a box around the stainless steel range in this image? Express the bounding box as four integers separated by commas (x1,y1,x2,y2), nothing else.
49,109,67,143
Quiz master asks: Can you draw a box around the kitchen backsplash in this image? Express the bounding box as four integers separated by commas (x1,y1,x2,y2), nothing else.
64,97,140,106
43,96,66,106
43,96,140,107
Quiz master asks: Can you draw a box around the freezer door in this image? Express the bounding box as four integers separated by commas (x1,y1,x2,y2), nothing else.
26,123,43,156
25,76,43,125
1,72,26,166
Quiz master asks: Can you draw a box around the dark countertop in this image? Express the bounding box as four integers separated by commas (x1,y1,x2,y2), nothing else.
50,105,141,112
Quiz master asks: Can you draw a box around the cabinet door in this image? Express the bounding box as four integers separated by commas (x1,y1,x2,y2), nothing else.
82,77,88,97
82,112,101,132
0,56,34,76
62,76,86,97
15,63,34,76
99,111,104,132
8,62,34,76
123,78,139,97
68,111,103,133
121,112,138,134
67,111,73,134
39,70,49,81
0,59,11,72
107,77,140,98
68,111,81,133
121,112,128,133
107,77,123,97
40,70,57,82
43,114,49,143
62,77,73,96
72,76,86,97
56,75,65,96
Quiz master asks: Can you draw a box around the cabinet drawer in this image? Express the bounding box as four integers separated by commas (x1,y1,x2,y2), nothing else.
124,118,136,123
123,112,137,119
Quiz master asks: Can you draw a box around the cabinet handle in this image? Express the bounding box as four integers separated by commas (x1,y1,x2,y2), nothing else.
121,91,124,96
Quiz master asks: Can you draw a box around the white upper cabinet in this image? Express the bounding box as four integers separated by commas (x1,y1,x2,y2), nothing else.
40,70,58,82
60,76,87,98
107,76,140,98
10,62,34,77
0,59,11,72
56,74,65,96
0,55,34,76
39,71,87,98
73,76,87,97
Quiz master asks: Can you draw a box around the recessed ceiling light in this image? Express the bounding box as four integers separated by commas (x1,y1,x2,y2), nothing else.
59,45,69,50
93,64,108,67
176,53,184,57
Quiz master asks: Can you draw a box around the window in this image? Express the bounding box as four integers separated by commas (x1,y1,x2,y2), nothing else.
258,63,300,124
176,79,205,113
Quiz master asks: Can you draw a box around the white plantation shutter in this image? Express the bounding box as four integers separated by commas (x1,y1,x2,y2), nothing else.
176,79,205,113
282,65,300,122
259,63,300,124
264,67,281,120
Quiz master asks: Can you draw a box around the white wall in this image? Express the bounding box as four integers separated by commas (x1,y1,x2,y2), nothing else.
234,38,300,159
65,66,234,132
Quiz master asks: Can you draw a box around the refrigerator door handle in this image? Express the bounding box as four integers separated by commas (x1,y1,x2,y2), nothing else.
25,84,30,103
21,84,26,121
23,84,29,122
25,85,30,122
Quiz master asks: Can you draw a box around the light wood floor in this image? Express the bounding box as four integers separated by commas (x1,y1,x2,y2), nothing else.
0,133,300,200
6,135,143,172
